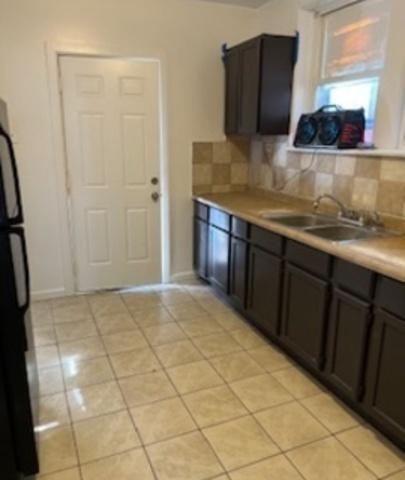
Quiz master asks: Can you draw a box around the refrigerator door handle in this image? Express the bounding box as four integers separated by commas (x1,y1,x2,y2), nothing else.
0,126,23,224
13,227,30,314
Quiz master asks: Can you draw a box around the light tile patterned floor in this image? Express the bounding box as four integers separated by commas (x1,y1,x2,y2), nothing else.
33,280,405,480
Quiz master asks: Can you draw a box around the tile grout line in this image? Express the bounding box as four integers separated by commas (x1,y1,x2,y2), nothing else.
35,285,404,480
168,294,403,478
134,317,230,478
109,291,211,480
88,298,160,480
50,297,88,480
141,306,307,478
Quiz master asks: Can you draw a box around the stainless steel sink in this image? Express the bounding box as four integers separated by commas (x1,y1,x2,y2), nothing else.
261,212,399,243
306,225,386,242
261,213,337,228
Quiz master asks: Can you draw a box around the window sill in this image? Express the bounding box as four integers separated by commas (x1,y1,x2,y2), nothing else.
286,146,405,159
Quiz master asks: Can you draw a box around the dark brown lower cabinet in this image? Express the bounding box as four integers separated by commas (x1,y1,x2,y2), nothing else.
325,289,372,401
192,202,405,449
193,217,208,280
365,309,405,449
246,246,282,337
281,263,329,370
229,237,248,311
208,225,230,295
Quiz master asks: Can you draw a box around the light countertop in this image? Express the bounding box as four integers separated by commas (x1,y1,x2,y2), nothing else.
194,190,405,283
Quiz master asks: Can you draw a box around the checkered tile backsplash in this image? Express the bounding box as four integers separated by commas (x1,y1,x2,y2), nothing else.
250,139,405,218
192,139,250,195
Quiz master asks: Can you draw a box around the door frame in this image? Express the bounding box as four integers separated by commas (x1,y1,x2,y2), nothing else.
45,41,170,296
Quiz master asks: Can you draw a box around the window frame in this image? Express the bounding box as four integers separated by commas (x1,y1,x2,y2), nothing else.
307,0,405,152
314,2,387,145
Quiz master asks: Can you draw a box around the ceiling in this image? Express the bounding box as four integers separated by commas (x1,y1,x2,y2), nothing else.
196,0,270,8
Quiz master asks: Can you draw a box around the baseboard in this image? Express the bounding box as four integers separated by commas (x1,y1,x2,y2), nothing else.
31,287,71,302
31,272,198,300
170,271,197,283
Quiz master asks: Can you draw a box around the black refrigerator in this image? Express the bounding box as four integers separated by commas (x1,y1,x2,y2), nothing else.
0,98,39,479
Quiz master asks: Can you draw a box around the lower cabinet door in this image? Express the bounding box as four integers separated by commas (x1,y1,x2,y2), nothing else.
209,225,230,294
281,263,329,370
246,246,282,336
229,237,248,311
193,217,208,280
325,289,372,401
365,309,405,448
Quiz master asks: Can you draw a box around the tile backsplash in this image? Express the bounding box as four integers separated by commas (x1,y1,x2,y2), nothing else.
249,138,405,218
192,138,250,194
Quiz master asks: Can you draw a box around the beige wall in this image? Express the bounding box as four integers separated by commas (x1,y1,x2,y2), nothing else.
248,0,299,36
0,0,266,297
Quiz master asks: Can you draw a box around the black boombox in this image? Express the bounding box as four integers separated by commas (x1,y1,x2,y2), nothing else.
294,105,365,149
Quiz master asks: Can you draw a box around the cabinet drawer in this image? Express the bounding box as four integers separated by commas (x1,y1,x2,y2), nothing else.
210,208,231,231
194,202,208,222
232,217,249,239
334,259,375,300
376,277,405,319
250,226,283,255
286,240,331,278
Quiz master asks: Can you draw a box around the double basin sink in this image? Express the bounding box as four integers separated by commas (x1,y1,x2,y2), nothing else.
261,212,398,243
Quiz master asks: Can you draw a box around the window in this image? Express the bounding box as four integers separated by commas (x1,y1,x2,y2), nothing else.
316,77,379,143
315,0,390,144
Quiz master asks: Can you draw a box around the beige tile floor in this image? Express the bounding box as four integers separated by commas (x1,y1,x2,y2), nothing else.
32,280,405,480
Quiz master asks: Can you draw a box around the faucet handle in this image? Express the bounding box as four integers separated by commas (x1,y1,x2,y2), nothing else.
363,210,384,228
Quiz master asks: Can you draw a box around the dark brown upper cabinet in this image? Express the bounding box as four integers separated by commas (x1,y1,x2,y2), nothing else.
223,34,297,136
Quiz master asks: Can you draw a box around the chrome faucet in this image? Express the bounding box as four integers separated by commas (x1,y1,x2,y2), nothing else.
313,194,384,228
312,194,349,217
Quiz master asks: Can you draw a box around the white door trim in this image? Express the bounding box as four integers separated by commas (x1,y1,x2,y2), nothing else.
45,40,171,296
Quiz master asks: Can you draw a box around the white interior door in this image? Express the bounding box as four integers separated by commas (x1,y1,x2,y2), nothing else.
60,56,162,292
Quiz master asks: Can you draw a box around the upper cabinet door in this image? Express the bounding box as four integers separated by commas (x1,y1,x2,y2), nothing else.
259,36,295,135
238,39,261,135
224,34,296,136
224,48,240,135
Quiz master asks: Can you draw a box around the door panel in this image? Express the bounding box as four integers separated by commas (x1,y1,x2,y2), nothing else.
238,39,261,134
80,113,106,186
122,115,146,185
86,209,110,265
194,217,209,280
365,309,405,447
209,225,230,294
281,263,329,370
224,48,240,135
229,237,247,311
126,208,149,261
325,289,372,401
246,246,282,337
60,56,161,291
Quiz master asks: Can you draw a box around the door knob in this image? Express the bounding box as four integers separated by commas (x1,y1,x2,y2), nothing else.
151,192,160,202
151,177,159,185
